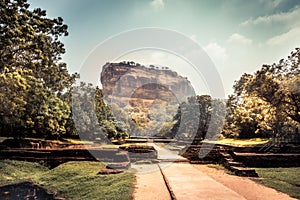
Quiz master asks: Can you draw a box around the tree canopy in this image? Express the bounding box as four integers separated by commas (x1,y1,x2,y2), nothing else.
0,0,130,140
70,83,128,141
0,0,75,138
0,0,76,92
224,48,300,139
164,95,225,142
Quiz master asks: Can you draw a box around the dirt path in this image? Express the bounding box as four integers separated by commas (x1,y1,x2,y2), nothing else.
193,165,296,200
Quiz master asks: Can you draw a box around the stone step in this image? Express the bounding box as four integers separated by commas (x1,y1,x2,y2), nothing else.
269,147,281,153
229,166,258,177
133,159,160,164
190,160,213,164
159,158,189,163
98,168,123,175
226,161,244,167
220,153,231,158
223,158,234,162
112,152,130,162
106,162,130,170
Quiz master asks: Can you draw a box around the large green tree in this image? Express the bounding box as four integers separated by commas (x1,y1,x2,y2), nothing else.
166,95,225,142
0,0,76,138
225,48,300,139
0,68,70,138
0,0,75,92
70,83,128,141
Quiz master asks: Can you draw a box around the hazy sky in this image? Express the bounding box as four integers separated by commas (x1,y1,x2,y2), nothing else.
28,0,300,96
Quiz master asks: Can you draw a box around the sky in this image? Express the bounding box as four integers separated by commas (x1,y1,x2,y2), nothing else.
28,0,300,97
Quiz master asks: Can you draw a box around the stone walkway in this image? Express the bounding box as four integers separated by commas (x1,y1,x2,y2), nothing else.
133,143,296,200
159,162,245,200
132,164,171,200
152,143,188,162
133,144,244,200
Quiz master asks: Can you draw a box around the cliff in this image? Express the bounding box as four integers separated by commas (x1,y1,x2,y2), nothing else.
100,62,195,136
100,62,195,105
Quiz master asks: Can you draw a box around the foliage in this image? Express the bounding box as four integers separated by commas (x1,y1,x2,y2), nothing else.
0,0,76,139
166,95,225,141
71,82,128,141
225,95,276,138
207,138,269,147
0,0,76,92
224,48,300,139
0,160,135,200
157,121,177,137
0,68,70,138
110,98,178,137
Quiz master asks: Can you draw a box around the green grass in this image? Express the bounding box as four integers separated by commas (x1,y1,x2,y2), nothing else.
0,160,49,185
101,144,121,149
65,138,94,145
0,160,135,200
205,138,269,147
254,167,300,199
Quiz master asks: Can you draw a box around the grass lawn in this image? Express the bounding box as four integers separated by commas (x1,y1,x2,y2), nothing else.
205,138,269,147
0,160,135,200
254,167,300,199
65,138,95,145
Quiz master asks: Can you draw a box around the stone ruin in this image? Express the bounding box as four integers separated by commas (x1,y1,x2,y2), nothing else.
0,181,65,200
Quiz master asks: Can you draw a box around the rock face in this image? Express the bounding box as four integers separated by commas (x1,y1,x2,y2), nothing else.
100,62,195,106
100,62,196,136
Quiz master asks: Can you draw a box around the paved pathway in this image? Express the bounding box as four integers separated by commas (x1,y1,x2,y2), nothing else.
149,143,188,162
133,143,296,200
132,164,171,200
194,165,297,200
133,143,245,200
159,162,245,200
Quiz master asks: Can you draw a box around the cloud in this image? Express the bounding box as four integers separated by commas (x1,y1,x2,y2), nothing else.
241,6,300,27
258,0,284,9
150,0,165,11
267,27,300,45
227,33,253,45
190,34,198,42
204,42,228,66
270,0,284,8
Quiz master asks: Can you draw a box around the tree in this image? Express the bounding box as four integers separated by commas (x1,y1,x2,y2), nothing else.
226,48,300,139
0,0,76,139
0,68,70,138
235,49,300,125
167,95,225,142
222,95,239,138
190,95,213,139
0,0,75,92
233,95,276,138
71,83,103,141
70,82,128,141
